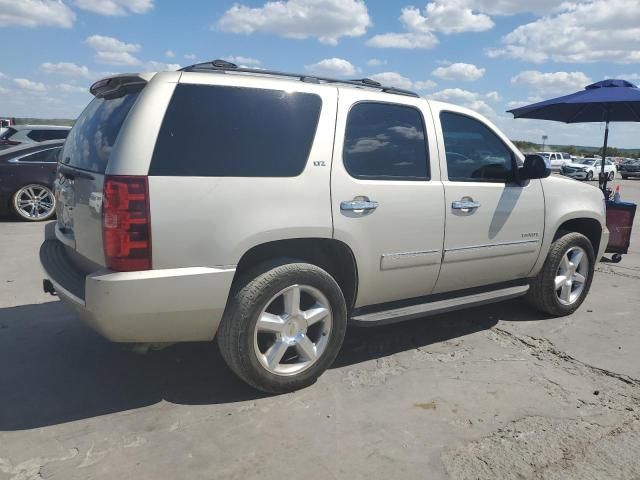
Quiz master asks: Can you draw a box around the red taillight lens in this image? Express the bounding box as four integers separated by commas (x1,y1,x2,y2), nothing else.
102,175,151,271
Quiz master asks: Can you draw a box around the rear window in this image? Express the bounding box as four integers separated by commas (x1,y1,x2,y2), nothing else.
149,84,322,177
61,89,141,172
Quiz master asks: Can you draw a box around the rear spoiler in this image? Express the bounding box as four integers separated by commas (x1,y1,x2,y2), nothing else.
89,73,155,98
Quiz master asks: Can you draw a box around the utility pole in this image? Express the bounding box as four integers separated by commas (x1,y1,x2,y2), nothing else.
541,135,548,151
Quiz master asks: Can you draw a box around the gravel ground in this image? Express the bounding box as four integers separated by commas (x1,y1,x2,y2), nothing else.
0,178,639,480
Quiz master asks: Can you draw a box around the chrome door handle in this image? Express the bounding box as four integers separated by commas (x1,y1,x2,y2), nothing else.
340,200,379,212
452,200,481,212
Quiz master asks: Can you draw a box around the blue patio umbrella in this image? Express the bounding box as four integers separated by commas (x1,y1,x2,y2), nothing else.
507,79,640,193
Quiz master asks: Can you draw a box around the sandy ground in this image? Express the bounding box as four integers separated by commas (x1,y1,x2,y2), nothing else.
1,178,639,480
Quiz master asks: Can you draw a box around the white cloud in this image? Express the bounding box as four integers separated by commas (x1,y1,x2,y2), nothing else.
86,35,142,66
143,61,181,71
511,71,592,95
432,62,485,81
223,56,262,67
41,62,90,77
429,88,495,117
485,91,502,102
367,7,438,49
421,1,494,34
57,83,89,94
305,58,357,77
488,0,640,63
0,72,6,78
368,72,413,90
165,50,175,58
0,0,75,28
414,79,437,90
74,0,153,16
366,59,386,67
217,0,371,45
184,53,198,61
14,78,46,92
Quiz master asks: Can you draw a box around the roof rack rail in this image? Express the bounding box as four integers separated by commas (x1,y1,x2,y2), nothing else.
179,59,420,98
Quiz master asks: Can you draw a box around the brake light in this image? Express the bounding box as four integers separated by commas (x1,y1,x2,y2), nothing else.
102,175,151,271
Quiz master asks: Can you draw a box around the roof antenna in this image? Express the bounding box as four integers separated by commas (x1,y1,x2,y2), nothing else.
211,59,238,69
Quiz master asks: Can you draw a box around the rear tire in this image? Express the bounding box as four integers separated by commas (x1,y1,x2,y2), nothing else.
526,232,595,316
622,175,628,180
217,261,347,393
609,171,615,181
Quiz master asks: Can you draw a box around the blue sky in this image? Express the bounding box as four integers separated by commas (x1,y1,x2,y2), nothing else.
2,0,640,147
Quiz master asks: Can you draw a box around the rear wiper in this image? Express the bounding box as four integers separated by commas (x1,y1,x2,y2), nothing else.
58,163,95,180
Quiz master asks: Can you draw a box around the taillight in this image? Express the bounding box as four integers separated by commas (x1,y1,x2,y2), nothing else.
102,175,151,271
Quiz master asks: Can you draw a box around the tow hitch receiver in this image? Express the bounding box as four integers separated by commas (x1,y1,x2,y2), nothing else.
43,279,57,296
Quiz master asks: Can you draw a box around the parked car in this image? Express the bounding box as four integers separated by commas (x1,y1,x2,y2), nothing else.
619,158,640,179
0,125,70,150
0,140,62,221
560,158,617,181
0,118,13,136
537,151,572,169
40,62,608,393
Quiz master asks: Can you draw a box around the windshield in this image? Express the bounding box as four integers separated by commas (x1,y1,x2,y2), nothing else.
538,153,550,159
61,89,141,173
579,159,595,165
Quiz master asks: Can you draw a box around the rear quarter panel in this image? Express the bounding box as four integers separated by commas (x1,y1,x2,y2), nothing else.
147,74,338,269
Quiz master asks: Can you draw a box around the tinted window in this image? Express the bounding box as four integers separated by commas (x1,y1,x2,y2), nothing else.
19,147,62,163
343,102,428,180
62,88,141,173
150,84,322,177
440,112,514,182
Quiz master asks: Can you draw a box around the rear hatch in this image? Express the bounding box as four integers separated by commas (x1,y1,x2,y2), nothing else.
55,75,147,266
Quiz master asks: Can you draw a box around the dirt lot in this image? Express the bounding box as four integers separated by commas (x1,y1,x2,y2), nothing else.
1,179,639,480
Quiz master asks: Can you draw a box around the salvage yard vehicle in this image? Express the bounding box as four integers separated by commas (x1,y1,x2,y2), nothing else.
560,157,617,181
0,140,63,221
0,125,70,150
618,158,640,179
40,61,609,393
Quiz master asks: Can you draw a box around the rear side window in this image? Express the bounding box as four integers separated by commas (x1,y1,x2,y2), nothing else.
149,84,322,177
20,147,62,163
343,102,429,180
61,89,141,173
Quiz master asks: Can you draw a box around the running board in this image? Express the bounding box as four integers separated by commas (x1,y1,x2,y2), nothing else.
350,285,529,326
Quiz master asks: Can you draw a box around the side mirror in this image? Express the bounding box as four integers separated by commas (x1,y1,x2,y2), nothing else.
519,154,550,181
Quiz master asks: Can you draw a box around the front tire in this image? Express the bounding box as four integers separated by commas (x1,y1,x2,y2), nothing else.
217,261,347,393
622,175,628,180
11,184,56,221
609,171,615,181
586,171,594,181
526,232,595,316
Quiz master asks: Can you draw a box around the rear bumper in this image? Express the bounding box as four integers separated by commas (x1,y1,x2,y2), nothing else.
40,238,235,342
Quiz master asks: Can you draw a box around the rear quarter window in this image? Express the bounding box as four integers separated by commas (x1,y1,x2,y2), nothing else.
149,84,322,177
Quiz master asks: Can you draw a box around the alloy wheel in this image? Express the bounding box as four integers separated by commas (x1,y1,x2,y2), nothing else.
253,284,332,376
13,184,55,221
555,246,589,306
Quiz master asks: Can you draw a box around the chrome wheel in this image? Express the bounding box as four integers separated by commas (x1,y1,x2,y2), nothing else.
253,284,332,376
555,246,589,306
13,184,56,221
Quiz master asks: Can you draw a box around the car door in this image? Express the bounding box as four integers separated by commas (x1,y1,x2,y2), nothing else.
430,104,544,293
331,89,445,308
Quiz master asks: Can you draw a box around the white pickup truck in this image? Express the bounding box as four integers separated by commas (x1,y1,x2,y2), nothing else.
40,61,609,393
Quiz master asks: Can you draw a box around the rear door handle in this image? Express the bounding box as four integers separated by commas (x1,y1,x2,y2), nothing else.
341,200,379,212
452,200,481,212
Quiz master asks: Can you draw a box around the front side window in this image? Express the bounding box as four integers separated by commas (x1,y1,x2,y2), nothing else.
150,84,322,177
343,102,429,180
440,112,514,182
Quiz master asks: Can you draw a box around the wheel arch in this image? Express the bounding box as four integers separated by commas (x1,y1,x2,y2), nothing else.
554,217,603,256
233,238,359,312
